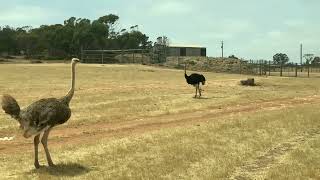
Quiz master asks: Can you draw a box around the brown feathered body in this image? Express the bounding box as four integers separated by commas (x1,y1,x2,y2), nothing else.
1,58,80,169
2,94,72,139
1,58,78,138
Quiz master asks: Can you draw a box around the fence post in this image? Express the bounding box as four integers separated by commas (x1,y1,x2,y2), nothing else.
268,61,271,76
141,50,144,64
133,52,135,63
259,60,261,75
308,61,310,78
295,63,298,77
101,52,104,64
80,46,84,63
121,50,123,63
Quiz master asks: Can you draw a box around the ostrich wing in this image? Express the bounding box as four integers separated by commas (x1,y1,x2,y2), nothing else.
187,73,205,84
20,98,71,137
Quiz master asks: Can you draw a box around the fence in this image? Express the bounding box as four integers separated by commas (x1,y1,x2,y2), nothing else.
243,60,320,78
80,51,320,78
81,49,152,64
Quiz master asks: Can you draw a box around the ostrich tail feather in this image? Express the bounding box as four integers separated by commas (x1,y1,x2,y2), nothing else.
1,94,20,117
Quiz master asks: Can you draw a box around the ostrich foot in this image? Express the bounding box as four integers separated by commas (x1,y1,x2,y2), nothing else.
34,162,41,169
48,161,55,167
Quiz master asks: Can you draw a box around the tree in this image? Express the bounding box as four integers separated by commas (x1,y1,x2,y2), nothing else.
0,26,17,54
98,14,119,38
303,54,314,64
228,55,238,59
273,53,289,64
0,14,152,59
311,56,320,64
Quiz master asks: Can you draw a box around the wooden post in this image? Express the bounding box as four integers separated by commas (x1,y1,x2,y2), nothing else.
295,63,298,77
259,60,262,76
265,60,268,75
268,61,271,76
133,53,135,63
121,50,124,63
308,61,310,78
81,49,84,63
141,50,144,64
101,52,104,64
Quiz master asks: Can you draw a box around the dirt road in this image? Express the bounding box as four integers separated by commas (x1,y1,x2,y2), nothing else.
1,95,319,155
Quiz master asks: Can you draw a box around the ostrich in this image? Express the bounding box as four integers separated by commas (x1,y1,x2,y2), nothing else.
184,63,206,98
1,58,80,169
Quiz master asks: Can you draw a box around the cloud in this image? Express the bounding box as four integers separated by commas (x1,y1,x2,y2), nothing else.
199,19,256,41
0,0,319,61
0,5,59,27
149,1,193,16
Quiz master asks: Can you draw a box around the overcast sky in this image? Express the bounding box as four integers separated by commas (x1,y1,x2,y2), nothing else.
0,0,319,62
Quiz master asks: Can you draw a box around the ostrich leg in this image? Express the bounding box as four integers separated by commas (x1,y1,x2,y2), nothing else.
34,134,41,169
199,84,202,97
195,85,198,98
41,127,54,166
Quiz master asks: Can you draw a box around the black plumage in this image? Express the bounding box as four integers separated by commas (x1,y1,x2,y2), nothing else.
184,64,206,98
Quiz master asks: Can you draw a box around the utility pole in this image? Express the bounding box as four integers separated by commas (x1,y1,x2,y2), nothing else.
300,43,303,65
221,41,224,58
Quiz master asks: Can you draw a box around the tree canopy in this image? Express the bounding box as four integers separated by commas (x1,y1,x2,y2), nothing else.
273,53,289,64
0,14,152,59
311,56,320,64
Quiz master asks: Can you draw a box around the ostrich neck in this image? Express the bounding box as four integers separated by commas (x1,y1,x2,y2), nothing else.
63,62,76,104
184,64,188,76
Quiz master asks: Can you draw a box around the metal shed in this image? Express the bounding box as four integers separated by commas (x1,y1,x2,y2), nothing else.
167,44,206,57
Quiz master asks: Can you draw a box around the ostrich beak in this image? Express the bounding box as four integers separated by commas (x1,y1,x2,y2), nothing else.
23,131,33,138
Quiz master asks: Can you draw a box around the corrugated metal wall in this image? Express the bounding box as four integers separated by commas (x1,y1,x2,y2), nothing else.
168,47,206,56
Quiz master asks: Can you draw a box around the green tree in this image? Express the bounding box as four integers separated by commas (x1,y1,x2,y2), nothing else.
228,55,238,59
303,54,314,64
0,14,152,59
0,26,17,54
311,56,320,64
273,53,289,64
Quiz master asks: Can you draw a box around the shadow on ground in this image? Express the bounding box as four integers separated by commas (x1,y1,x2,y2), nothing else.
194,96,226,99
29,162,90,177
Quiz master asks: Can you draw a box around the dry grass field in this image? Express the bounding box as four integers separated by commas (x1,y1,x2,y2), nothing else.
0,63,319,179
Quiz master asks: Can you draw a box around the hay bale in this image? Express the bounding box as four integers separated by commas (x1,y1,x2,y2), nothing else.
240,78,255,86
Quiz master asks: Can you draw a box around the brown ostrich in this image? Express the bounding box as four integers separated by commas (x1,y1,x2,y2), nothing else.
1,58,80,169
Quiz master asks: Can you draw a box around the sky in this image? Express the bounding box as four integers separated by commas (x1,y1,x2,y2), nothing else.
0,0,319,62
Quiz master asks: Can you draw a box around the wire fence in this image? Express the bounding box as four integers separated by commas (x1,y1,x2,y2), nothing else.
243,60,320,78
81,50,320,78
81,49,153,64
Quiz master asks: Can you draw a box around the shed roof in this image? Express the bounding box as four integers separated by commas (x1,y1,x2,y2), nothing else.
169,44,206,48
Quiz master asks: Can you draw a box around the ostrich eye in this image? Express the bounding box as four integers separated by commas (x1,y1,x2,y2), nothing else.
39,123,46,127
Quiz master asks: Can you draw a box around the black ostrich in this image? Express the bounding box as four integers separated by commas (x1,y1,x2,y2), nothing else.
184,63,206,98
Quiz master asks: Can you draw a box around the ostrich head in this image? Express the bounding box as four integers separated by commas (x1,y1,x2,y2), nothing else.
23,122,50,138
72,58,80,64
